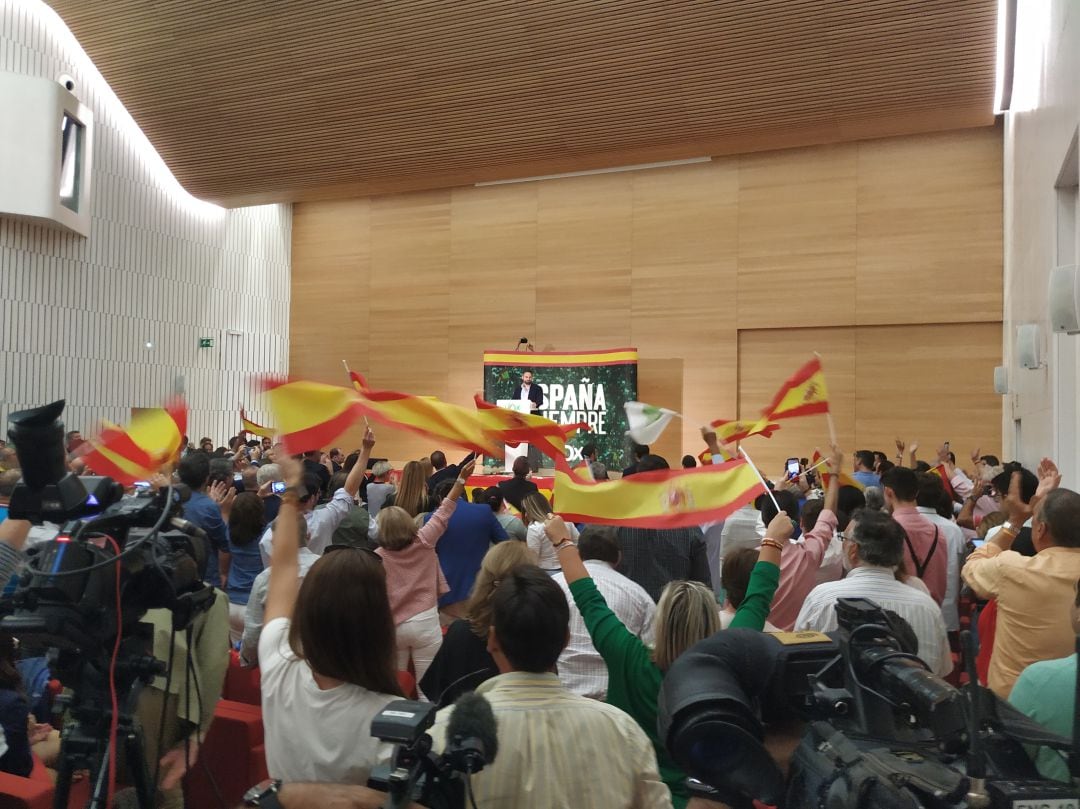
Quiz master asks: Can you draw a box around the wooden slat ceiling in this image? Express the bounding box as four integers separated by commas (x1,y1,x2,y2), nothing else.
47,0,998,206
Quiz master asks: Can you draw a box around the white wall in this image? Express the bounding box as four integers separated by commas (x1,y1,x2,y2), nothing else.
1003,0,1080,487
0,1,290,446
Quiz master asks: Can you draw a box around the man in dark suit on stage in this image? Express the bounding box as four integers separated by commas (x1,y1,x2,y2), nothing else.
511,370,544,411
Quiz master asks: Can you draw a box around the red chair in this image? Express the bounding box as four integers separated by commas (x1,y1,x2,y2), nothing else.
0,755,90,809
223,649,262,705
183,699,268,808
397,670,417,700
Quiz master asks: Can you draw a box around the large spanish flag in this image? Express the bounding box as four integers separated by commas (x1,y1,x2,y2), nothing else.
762,357,830,421
349,372,503,456
239,407,275,439
262,378,366,454
553,460,765,529
82,398,187,484
708,416,781,445
474,397,588,472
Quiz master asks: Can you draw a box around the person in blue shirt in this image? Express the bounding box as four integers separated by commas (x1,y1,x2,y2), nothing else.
1010,574,1080,782
852,449,881,488
178,453,231,587
427,477,509,624
225,492,267,644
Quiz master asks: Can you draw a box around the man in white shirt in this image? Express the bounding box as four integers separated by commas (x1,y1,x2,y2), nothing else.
553,526,655,699
795,508,952,678
915,472,968,633
259,436,371,563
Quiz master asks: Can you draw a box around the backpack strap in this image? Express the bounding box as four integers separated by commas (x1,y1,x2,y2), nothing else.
905,526,939,579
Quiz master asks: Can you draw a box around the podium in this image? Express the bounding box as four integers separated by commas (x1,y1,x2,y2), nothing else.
496,399,532,473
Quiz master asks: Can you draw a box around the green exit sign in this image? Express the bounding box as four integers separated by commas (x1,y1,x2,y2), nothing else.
199,337,214,348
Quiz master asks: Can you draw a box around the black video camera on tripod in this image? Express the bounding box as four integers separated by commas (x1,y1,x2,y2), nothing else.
660,597,1080,809
1,400,215,809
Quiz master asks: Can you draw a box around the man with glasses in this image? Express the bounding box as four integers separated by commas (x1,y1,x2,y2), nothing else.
795,508,952,677
962,460,1080,698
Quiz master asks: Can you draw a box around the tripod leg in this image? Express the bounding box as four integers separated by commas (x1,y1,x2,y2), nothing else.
124,723,156,809
52,754,74,809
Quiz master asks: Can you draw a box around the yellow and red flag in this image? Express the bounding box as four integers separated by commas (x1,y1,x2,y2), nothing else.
262,378,366,454
474,396,588,472
762,357,830,421
928,464,956,500
239,407,274,439
812,450,865,492
553,459,765,529
349,372,503,457
708,417,781,445
82,398,187,484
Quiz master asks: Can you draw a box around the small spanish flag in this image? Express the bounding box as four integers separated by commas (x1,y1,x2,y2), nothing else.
262,378,366,454
239,407,275,439
474,397,588,472
762,357,830,421
82,398,187,484
813,450,865,492
349,372,503,457
553,459,765,529
709,417,781,445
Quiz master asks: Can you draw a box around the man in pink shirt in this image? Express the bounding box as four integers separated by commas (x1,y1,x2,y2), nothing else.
768,446,842,630
882,466,947,605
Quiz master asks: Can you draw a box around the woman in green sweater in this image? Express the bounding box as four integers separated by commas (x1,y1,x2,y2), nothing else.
541,508,793,809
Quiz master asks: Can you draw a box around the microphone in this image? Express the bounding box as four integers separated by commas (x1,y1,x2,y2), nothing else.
444,692,498,774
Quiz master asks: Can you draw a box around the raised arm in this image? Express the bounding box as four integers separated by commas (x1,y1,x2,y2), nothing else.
823,445,841,514
0,519,30,583
344,428,376,499
417,460,474,546
263,456,305,625
729,511,792,630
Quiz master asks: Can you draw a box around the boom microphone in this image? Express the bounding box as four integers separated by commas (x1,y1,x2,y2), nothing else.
445,692,498,773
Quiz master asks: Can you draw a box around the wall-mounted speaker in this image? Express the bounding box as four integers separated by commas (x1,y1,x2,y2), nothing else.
1016,323,1042,369
1049,265,1080,334
993,365,1009,394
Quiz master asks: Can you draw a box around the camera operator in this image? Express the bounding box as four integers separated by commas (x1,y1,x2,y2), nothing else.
794,508,951,677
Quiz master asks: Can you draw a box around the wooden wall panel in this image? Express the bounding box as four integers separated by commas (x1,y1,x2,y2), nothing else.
856,131,1003,324
854,322,1003,459
535,174,633,349
631,161,739,451
737,145,858,329
290,128,1005,466
737,329,857,475
447,185,539,409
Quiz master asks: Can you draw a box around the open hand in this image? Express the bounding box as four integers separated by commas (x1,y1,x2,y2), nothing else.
1034,457,1061,503
159,736,200,790
894,438,905,454
1003,470,1034,525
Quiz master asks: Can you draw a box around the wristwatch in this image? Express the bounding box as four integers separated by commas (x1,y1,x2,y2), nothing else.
552,537,576,551
244,778,284,808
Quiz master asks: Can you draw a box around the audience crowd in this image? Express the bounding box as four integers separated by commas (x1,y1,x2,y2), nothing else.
0,425,1077,809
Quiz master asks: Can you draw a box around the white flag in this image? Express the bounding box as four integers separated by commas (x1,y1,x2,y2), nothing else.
624,401,680,445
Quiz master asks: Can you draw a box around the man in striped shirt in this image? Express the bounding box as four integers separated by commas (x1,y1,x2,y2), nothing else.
429,565,672,809
553,526,655,699
795,508,952,678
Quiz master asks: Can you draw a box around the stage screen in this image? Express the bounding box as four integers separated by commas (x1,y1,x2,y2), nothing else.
482,347,638,469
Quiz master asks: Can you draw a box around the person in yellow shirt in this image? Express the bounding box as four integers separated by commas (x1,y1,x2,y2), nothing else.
962,458,1080,698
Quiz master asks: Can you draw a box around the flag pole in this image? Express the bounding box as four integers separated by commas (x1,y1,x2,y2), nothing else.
342,359,370,428
738,446,783,516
